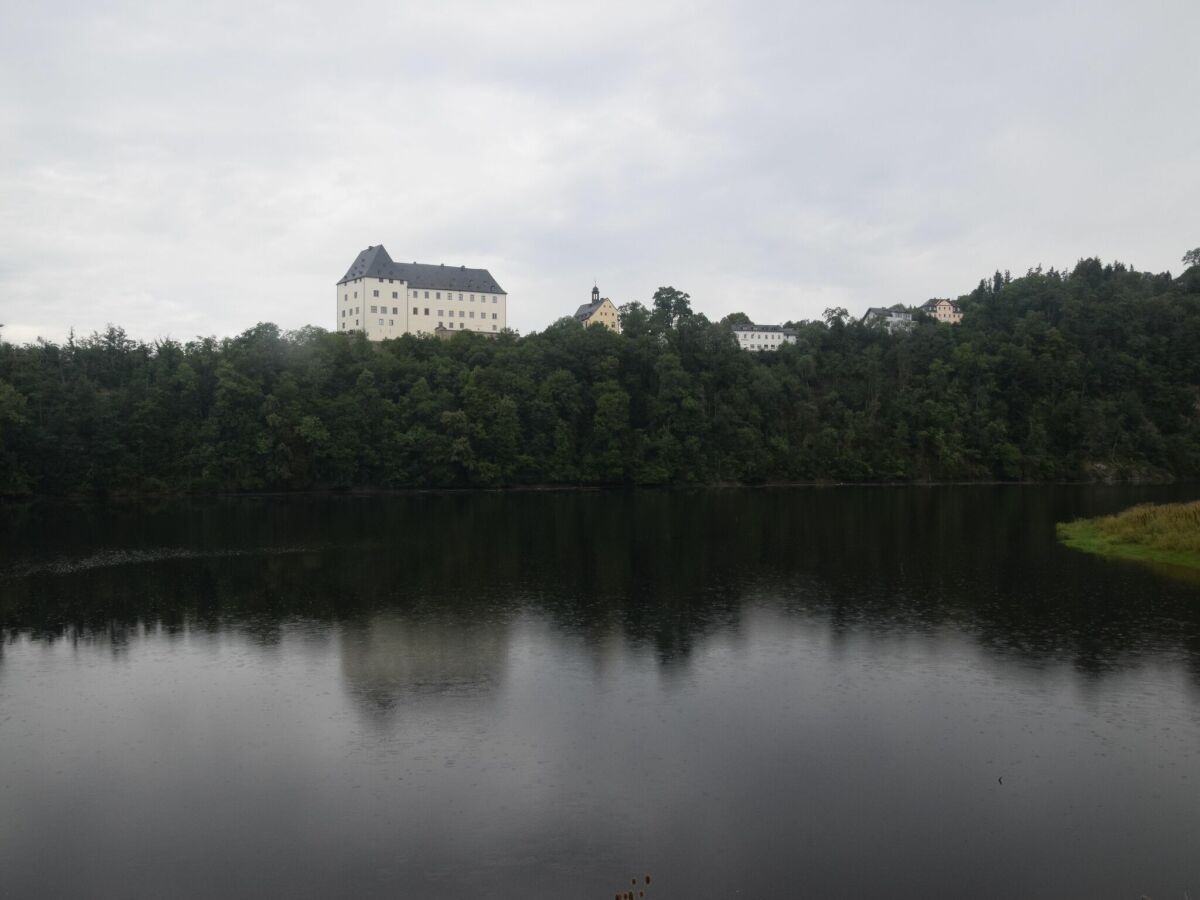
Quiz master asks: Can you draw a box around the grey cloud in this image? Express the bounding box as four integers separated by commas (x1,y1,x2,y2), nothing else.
0,0,1197,345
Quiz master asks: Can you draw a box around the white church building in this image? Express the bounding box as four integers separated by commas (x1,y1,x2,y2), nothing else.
337,245,507,340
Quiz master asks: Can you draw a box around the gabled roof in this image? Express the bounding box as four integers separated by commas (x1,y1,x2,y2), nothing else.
921,298,958,310
863,307,912,320
573,298,610,320
339,245,505,293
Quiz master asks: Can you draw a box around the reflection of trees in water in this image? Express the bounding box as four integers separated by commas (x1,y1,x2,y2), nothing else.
338,613,511,720
3,487,1200,682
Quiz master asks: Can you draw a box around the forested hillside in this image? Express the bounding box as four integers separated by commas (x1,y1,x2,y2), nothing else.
2,258,1199,496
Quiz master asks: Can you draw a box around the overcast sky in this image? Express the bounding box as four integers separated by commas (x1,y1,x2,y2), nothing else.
1,0,1197,345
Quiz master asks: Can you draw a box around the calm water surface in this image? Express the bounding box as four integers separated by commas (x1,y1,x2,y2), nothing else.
2,487,1199,898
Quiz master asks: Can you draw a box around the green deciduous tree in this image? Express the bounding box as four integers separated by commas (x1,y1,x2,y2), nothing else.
0,258,1198,496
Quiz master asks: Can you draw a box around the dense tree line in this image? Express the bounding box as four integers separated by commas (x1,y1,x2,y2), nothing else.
1,258,1199,497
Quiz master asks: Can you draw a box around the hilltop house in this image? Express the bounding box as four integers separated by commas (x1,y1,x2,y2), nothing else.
862,307,915,332
337,245,507,340
921,298,962,324
733,323,797,352
573,285,621,333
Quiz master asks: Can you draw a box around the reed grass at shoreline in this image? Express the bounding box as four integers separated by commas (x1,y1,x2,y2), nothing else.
1057,500,1200,571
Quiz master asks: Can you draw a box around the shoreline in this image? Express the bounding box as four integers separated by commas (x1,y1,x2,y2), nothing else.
3,478,1197,507
1057,505,1200,573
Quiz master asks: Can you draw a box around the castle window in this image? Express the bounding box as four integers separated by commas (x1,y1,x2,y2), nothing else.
460,293,464,301
470,295,474,301
413,306,419,315
469,311,474,319
370,306,377,313
378,318,383,325
389,319,394,325
492,297,497,303
424,308,429,316
392,291,398,299
392,307,397,314
373,290,379,297
438,310,444,317
492,313,497,320
424,291,429,299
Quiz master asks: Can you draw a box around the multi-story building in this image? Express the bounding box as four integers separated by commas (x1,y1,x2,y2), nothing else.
573,285,621,333
337,244,507,340
732,323,798,351
862,307,915,332
921,298,962,324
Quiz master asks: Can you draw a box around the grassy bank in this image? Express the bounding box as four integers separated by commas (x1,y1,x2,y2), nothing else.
1057,500,1200,570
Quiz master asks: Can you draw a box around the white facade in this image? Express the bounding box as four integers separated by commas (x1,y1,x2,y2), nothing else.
733,324,797,352
338,278,507,340
862,307,915,332
337,245,507,341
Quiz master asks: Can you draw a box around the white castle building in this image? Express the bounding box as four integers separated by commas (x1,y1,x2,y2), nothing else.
337,245,507,340
732,323,798,351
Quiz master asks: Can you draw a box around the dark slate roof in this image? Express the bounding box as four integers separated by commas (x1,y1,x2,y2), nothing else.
573,299,607,320
338,245,505,293
863,307,912,320
732,323,797,335
921,298,957,310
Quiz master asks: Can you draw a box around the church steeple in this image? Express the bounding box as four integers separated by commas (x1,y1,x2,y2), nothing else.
572,281,621,333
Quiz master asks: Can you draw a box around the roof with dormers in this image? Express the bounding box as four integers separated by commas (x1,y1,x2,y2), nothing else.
339,245,505,293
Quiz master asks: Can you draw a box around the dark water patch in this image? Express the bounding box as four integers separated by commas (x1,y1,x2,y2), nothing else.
0,545,323,579
1,487,1199,898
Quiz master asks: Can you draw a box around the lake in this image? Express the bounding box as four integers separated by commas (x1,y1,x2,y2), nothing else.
2,487,1199,898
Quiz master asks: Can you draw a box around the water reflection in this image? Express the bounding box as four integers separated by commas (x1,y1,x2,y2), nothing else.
1,488,1200,898
4,486,1200,679
340,613,511,719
